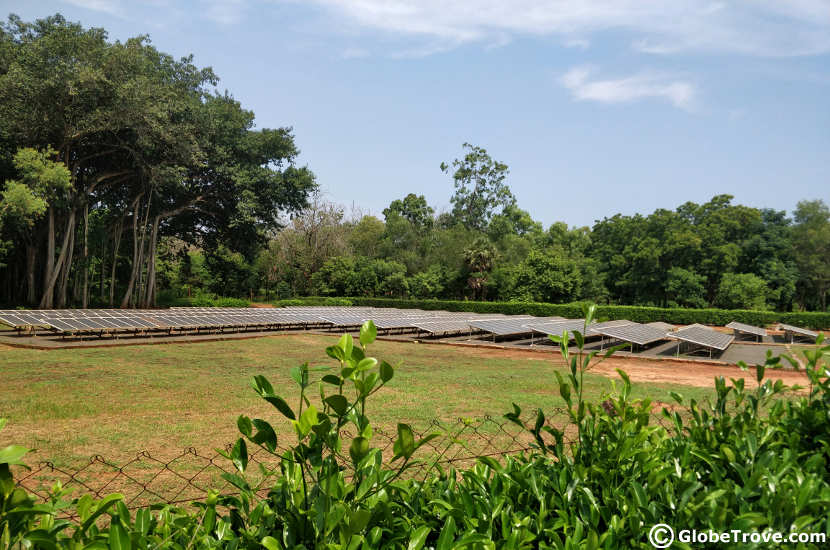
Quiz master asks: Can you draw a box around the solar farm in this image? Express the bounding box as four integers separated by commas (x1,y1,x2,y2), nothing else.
0,305,820,364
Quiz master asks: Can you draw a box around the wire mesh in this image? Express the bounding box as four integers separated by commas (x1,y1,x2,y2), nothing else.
14,410,681,519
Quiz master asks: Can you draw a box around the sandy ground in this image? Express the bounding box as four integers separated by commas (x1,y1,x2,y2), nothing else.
441,344,815,389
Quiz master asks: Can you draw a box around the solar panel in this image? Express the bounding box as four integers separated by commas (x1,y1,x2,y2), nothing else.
647,321,676,333
320,314,369,327
671,324,733,351
725,321,767,338
593,322,669,346
467,317,536,336
587,319,635,334
411,319,474,335
778,324,818,339
524,319,595,339
0,314,28,327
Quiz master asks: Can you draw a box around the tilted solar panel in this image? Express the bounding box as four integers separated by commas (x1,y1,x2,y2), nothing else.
467,318,536,336
411,319,474,335
671,324,733,351
593,322,668,346
647,321,675,333
778,324,818,339
524,319,594,339
725,321,767,337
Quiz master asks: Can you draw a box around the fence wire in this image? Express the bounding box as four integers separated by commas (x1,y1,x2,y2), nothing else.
14,410,680,519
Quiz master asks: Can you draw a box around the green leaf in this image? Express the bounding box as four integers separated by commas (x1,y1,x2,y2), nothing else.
251,419,278,452
108,522,131,550
407,526,431,550
325,395,349,415
251,375,274,396
237,415,253,437
289,365,308,388
338,333,354,360
349,436,370,465
296,405,319,437
356,357,378,372
80,494,124,533
360,320,377,346
0,444,29,466
379,360,394,383
393,423,416,460
264,396,296,420
230,438,248,473
321,374,342,385
350,509,372,533
436,516,456,550
261,536,281,550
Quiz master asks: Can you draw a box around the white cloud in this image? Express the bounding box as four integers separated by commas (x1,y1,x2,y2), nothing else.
560,66,697,110
204,0,247,25
341,47,370,59
304,0,830,57
564,38,590,50
62,0,123,16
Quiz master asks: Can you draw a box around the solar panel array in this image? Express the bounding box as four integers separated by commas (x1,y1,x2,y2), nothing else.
725,321,767,338
0,307,756,354
671,324,734,351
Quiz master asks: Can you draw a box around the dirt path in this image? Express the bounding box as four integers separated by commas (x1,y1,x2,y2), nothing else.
435,344,814,389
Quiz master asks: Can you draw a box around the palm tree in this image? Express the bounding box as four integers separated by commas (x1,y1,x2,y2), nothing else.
463,238,497,300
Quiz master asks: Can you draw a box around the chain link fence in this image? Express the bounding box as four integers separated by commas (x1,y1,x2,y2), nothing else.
14,409,681,519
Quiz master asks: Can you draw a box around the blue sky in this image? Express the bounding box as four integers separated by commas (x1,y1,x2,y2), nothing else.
2,1,829,227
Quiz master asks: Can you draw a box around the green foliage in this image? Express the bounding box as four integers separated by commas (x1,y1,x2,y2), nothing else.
715,272,771,310
158,288,250,308
349,297,830,329
312,256,409,298
272,296,354,307
442,143,515,231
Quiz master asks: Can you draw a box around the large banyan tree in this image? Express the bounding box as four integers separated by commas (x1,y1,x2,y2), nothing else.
0,14,315,308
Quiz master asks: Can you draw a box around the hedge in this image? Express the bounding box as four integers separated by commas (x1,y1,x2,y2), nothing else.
348,297,830,330
272,296,354,307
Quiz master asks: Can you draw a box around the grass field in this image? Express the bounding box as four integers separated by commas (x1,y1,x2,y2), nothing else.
0,332,729,470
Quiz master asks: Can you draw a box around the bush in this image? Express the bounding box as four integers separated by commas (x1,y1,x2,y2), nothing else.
158,289,250,308
272,296,354,307
348,297,830,329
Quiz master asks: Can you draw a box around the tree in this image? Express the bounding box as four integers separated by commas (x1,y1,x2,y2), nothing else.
0,14,315,308
442,143,515,231
0,147,71,302
715,273,770,310
792,199,830,310
462,237,497,300
382,194,434,229
665,267,707,308
508,249,582,303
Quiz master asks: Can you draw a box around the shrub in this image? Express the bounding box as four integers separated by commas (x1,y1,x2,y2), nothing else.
272,296,354,307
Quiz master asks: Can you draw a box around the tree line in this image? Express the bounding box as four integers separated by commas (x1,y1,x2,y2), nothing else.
252,179,828,311
1,15,827,312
